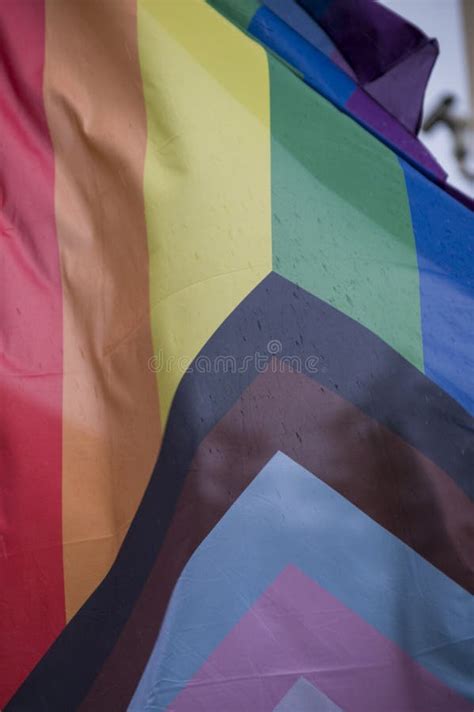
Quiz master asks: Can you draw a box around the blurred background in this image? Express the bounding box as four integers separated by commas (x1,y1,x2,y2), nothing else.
381,0,473,197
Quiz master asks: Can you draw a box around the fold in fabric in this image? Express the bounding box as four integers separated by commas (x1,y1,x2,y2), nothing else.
298,0,438,133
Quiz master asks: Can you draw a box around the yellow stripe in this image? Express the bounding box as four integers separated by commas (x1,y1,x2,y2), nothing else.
138,0,272,423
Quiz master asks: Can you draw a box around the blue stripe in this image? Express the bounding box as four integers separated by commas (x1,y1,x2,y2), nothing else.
401,160,474,414
129,452,474,710
248,6,355,105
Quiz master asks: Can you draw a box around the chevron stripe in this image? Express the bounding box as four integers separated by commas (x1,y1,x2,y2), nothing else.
80,360,473,710
273,678,344,712
8,273,473,712
130,453,473,709
159,565,465,712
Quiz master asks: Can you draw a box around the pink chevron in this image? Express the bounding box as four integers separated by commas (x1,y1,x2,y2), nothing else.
167,565,470,712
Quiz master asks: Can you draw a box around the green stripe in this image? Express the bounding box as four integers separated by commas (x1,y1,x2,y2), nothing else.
269,56,423,370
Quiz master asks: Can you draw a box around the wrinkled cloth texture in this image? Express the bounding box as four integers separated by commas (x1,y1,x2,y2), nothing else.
0,1,473,711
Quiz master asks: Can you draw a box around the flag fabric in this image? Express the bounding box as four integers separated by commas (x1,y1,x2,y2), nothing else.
0,1,472,710
212,0,447,180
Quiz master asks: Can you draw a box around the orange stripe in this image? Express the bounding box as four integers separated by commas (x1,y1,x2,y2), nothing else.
44,0,160,619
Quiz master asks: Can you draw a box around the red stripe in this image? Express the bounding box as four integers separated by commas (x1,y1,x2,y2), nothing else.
0,1,64,704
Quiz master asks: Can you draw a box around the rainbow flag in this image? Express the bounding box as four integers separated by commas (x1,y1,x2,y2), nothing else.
1,1,472,710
